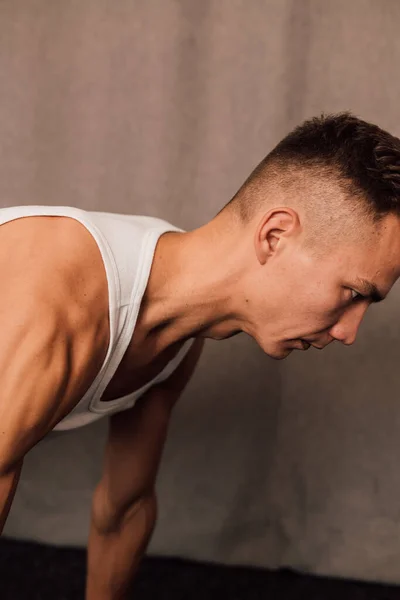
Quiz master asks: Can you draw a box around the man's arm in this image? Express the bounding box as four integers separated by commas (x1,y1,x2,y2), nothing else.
0,215,110,534
87,339,204,600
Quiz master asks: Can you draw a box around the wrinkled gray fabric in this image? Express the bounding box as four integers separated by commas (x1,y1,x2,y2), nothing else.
2,0,400,585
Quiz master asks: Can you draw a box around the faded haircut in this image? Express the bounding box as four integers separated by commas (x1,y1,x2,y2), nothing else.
226,113,400,233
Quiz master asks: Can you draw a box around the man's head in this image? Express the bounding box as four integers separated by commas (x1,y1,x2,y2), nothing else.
210,113,400,358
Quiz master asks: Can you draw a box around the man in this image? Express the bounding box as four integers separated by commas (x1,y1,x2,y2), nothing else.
1,112,400,599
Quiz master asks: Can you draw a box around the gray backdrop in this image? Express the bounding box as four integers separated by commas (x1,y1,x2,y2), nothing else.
1,0,400,585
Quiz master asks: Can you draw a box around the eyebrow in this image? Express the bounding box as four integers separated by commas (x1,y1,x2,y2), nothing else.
354,278,385,303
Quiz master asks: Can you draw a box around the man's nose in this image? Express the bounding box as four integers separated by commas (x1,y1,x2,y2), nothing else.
328,302,369,346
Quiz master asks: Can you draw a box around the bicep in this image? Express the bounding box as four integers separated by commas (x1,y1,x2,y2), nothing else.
0,314,70,531
0,305,92,469
96,339,204,522
98,388,173,520
0,309,71,529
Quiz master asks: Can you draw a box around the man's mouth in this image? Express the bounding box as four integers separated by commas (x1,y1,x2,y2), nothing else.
295,339,311,350
303,340,329,350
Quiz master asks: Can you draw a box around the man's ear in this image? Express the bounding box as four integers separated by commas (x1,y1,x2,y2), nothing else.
254,207,301,265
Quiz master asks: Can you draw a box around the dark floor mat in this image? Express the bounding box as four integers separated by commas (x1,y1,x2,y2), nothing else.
0,537,399,599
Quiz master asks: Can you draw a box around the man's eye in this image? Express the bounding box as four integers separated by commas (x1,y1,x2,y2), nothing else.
350,289,363,301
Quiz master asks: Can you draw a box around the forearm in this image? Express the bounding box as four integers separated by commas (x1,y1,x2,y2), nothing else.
86,491,157,600
0,460,23,533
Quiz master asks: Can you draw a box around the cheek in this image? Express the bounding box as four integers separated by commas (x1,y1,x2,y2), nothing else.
302,287,344,325
268,262,344,323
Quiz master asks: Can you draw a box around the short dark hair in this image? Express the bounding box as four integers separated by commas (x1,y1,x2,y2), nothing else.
231,112,400,222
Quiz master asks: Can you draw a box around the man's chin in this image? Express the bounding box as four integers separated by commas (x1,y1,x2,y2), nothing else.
269,349,293,360
260,345,293,360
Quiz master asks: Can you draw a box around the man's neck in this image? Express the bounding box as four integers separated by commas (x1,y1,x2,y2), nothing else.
136,215,248,350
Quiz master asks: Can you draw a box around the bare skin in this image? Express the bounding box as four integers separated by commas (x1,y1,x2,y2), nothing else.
0,216,202,599
1,203,400,599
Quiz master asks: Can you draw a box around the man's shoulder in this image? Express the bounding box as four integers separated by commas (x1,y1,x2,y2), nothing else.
0,214,109,323
0,215,110,446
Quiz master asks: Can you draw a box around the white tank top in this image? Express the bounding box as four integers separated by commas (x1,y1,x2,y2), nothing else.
0,205,193,431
